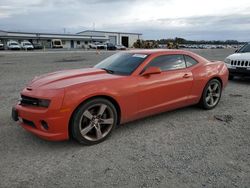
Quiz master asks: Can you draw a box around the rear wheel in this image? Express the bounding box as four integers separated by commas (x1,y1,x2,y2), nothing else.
200,79,222,110
71,98,118,145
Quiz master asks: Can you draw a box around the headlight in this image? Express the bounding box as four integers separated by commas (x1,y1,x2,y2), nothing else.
224,58,231,64
38,99,51,108
20,95,51,108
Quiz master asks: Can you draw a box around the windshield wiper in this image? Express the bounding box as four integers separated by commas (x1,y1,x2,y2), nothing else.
101,68,114,74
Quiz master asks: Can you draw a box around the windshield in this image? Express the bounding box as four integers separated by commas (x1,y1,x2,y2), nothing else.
24,43,31,46
10,43,18,45
238,44,250,53
94,53,148,75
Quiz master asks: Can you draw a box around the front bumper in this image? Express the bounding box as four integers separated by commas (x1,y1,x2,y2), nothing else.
23,47,34,50
228,67,250,76
9,48,21,50
12,103,71,141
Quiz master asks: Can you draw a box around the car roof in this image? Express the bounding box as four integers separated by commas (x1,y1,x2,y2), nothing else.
125,49,209,63
126,49,192,55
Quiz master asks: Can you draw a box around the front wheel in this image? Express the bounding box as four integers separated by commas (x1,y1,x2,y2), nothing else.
71,98,118,145
200,79,222,110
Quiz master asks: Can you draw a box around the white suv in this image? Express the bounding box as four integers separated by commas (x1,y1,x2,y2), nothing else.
225,43,250,80
20,41,34,50
7,41,21,50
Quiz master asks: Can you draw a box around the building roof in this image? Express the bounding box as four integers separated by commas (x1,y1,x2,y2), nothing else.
77,30,142,36
0,30,108,41
0,29,106,37
0,29,143,41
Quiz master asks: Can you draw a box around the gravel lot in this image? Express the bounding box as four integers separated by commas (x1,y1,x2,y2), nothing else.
0,49,249,188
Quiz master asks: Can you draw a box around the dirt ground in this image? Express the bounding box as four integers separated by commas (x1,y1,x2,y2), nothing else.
0,49,249,188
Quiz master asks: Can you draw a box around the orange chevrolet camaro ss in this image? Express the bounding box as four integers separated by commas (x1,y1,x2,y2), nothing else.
12,50,229,145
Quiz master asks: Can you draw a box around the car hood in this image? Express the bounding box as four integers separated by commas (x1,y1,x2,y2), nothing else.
27,68,123,90
227,52,250,60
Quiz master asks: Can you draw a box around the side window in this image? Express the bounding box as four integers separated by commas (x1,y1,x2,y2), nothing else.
147,55,186,71
184,55,198,67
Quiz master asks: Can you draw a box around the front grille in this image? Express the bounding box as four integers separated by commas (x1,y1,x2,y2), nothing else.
231,60,250,67
20,95,39,106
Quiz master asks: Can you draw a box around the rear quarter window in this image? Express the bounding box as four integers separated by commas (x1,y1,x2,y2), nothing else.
184,55,199,67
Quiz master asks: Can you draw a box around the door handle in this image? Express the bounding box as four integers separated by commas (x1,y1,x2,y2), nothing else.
183,73,191,78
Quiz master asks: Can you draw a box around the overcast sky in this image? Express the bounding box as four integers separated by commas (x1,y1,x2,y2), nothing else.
0,0,250,41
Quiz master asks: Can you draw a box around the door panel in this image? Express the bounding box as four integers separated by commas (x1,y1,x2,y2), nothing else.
70,40,74,48
137,69,193,117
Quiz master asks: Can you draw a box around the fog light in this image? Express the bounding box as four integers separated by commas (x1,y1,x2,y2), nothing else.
40,120,49,130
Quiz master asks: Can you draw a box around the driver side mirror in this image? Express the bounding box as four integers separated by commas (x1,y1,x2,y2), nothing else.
141,66,161,76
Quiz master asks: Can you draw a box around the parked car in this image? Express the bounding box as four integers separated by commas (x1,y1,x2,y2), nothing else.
7,41,21,50
12,50,228,145
20,41,34,50
32,43,43,49
97,43,106,49
224,42,250,80
51,39,63,48
115,44,126,50
89,42,107,49
106,43,116,50
0,41,4,50
89,42,97,49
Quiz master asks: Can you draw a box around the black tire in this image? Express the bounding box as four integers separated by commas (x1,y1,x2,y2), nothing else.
71,98,118,145
228,74,234,80
200,79,222,110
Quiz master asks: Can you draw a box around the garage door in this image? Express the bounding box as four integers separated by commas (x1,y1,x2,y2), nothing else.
122,36,129,47
109,36,117,45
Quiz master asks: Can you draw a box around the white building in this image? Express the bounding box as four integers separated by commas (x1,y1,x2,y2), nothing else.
0,30,142,48
77,30,142,47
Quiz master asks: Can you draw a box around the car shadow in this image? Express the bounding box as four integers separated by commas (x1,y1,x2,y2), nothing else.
115,105,200,132
10,105,201,149
21,130,81,148
230,76,250,85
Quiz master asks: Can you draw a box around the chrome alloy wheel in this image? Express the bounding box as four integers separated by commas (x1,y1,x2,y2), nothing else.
79,103,114,141
205,81,221,107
